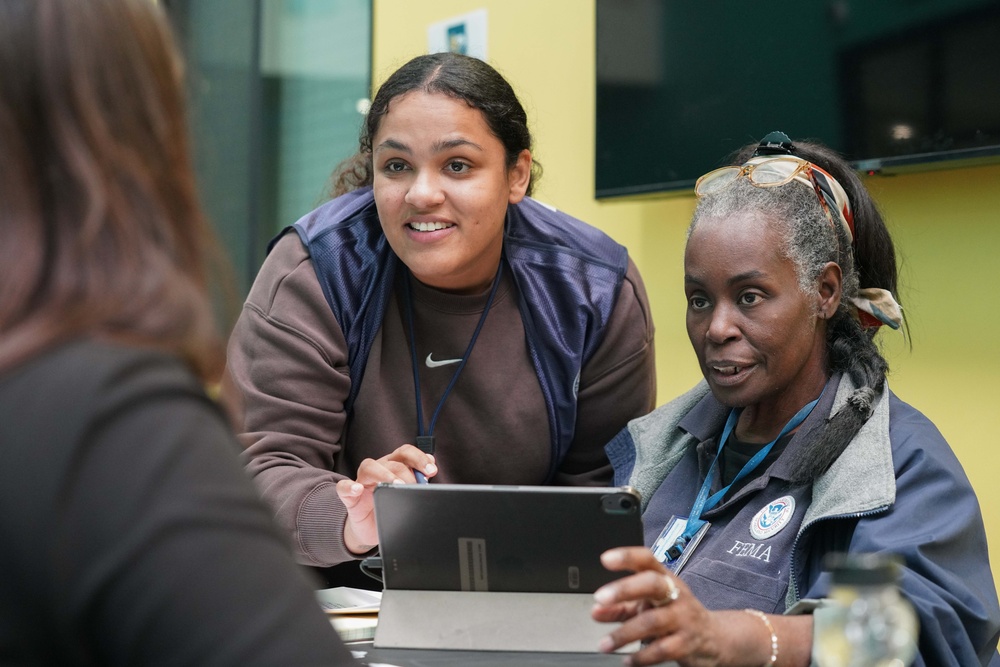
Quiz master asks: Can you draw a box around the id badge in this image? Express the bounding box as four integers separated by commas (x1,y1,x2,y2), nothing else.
650,515,710,574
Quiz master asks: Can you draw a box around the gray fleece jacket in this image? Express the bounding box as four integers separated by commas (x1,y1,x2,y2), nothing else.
606,375,1000,666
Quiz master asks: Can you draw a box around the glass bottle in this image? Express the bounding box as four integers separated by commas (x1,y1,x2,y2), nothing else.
813,552,919,667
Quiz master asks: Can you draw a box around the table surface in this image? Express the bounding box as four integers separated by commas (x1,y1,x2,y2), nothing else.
350,643,630,666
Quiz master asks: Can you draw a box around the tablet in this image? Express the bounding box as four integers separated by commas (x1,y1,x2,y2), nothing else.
373,484,643,594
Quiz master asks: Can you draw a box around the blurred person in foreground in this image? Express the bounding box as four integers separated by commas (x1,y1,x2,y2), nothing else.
0,1,357,664
593,132,999,666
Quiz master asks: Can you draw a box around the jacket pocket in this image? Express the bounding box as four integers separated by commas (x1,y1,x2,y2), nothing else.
682,557,787,613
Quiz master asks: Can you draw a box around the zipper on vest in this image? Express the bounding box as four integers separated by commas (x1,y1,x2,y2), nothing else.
788,505,891,605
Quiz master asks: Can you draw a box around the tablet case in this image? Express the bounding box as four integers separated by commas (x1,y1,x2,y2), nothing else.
372,484,643,652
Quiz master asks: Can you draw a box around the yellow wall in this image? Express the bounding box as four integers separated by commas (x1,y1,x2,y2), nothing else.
373,0,1000,590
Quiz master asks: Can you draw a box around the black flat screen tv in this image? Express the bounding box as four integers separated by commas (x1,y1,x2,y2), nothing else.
595,0,1000,198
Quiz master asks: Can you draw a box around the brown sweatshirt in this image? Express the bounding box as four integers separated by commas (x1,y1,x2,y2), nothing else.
225,233,656,566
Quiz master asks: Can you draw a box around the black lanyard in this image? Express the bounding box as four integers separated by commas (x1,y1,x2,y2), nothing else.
403,262,503,456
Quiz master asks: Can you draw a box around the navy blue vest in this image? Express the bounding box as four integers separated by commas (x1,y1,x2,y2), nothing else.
272,186,628,482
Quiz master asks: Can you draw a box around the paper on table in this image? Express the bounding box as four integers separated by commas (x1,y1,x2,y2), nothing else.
316,586,382,615
330,615,378,642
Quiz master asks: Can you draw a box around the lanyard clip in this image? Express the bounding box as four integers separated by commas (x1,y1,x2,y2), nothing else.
415,435,435,454
665,537,687,562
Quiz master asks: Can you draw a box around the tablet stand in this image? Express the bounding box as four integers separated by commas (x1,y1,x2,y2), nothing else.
375,589,630,653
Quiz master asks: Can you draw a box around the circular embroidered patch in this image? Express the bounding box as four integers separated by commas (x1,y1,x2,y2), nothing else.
749,495,796,540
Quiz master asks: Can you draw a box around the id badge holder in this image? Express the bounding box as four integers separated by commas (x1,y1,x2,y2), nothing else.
650,515,710,574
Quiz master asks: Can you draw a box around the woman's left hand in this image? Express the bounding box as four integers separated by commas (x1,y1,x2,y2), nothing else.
592,547,727,666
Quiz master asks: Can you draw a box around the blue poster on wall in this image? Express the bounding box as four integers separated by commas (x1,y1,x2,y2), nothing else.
428,9,487,60
447,22,468,55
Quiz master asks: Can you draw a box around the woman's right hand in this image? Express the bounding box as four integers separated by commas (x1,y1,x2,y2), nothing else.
593,547,813,666
336,444,437,554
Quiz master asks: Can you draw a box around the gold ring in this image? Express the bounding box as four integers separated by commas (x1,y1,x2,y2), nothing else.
653,574,680,607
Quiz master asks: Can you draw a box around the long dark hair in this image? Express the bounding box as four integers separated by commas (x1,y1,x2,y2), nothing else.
328,52,542,197
694,137,903,483
0,0,225,381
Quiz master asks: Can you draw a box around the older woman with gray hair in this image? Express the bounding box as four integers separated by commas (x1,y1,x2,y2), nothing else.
593,132,999,666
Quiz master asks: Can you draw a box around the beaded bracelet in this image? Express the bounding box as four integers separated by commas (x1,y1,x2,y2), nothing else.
743,608,778,666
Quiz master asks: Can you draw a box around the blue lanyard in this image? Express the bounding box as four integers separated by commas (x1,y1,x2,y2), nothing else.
404,262,503,451
676,398,819,549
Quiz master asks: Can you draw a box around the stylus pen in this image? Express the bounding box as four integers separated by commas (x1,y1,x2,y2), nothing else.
414,470,428,484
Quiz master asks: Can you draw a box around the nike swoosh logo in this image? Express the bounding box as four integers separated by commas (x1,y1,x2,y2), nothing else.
426,353,463,368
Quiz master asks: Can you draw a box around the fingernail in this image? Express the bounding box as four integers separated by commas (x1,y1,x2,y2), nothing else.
351,483,363,494
425,463,437,475
598,636,615,653
392,478,405,485
601,550,622,566
593,586,614,604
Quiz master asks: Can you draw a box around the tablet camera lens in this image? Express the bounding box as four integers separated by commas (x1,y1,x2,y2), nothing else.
603,493,636,514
